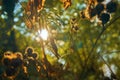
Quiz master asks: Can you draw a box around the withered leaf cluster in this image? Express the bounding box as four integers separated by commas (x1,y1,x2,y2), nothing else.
60,0,72,9
80,0,117,25
2,52,23,78
23,0,46,29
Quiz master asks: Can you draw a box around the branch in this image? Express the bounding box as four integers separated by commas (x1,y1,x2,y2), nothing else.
85,26,105,63
39,36,51,80
85,15,120,66
81,15,120,78
68,31,84,68
98,52,118,79
98,53,114,75
104,50,120,54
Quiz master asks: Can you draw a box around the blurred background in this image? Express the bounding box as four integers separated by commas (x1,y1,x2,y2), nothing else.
0,0,120,80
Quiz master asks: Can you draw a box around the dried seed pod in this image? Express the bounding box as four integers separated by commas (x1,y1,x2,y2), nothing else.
71,18,76,24
99,13,110,24
106,1,117,13
15,52,23,59
89,8,97,18
2,58,11,66
72,23,79,32
95,3,104,15
4,51,13,57
32,52,38,59
80,11,86,19
5,67,18,77
96,0,104,3
26,47,33,55
73,25,79,31
11,58,23,68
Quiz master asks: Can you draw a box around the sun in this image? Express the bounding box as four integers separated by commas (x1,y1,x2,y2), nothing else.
39,29,48,40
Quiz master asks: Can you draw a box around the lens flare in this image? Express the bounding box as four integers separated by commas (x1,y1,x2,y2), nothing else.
39,29,48,40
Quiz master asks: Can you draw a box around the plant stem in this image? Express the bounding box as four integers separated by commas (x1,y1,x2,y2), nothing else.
82,15,120,78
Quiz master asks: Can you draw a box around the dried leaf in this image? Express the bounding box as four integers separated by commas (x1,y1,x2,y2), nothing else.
42,0,46,7
25,18,33,29
50,37,60,59
33,0,46,12
62,0,72,9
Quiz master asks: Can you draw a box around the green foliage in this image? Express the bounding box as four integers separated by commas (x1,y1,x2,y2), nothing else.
0,0,120,80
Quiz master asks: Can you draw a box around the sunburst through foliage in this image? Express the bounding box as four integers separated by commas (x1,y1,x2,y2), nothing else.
0,0,120,80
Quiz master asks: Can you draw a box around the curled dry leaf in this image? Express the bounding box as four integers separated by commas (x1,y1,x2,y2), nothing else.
60,0,72,9
49,37,60,59
34,0,46,12
26,0,46,12
23,0,46,29
25,18,33,29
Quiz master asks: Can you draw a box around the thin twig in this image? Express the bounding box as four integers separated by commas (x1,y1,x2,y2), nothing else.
104,50,120,54
68,31,84,68
98,52,118,79
82,15,120,78
98,53,114,74
40,39,52,80
84,25,105,67
86,16,120,63
85,15,120,66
